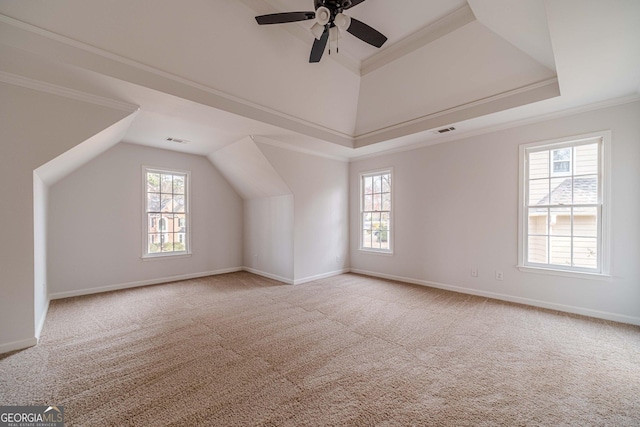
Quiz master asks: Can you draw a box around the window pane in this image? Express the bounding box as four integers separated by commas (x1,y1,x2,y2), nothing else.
371,212,381,228
573,237,597,269
550,178,572,205
574,207,598,237
382,174,391,192
362,229,372,248
161,174,173,193
161,214,173,232
148,234,161,253
373,194,382,211
173,175,185,194
573,175,598,204
363,212,372,231
148,214,161,233
552,148,572,175
549,208,571,236
147,173,160,192
161,194,174,212
373,175,382,193
528,208,548,235
174,195,185,213
529,151,549,179
550,236,571,266
574,143,598,175
175,214,186,231
364,176,373,195
529,179,549,205
364,195,373,211
528,235,547,264
382,193,391,211
173,233,185,252
147,193,160,212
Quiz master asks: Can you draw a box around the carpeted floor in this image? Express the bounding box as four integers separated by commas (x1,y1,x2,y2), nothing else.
1,272,639,426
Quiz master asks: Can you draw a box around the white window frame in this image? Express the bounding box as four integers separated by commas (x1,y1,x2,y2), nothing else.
517,131,611,279
359,168,393,255
142,166,192,260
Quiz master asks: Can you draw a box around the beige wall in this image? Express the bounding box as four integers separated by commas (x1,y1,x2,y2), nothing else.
350,100,640,324
0,83,129,351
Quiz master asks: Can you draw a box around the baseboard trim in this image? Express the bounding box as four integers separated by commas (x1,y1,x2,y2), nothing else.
350,269,640,326
242,267,293,285
35,298,50,341
49,267,243,300
0,337,37,355
293,268,351,285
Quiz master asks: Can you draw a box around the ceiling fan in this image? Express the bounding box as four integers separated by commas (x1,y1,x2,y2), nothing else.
255,0,388,63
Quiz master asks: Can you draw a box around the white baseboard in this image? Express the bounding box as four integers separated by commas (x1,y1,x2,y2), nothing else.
350,269,640,326
293,268,351,285
49,267,243,300
0,337,37,355
35,298,50,341
242,267,293,285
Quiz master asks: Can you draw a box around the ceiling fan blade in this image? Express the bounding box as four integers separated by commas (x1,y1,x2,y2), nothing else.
344,0,367,9
346,18,387,48
255,12,315,25
309,28,329,63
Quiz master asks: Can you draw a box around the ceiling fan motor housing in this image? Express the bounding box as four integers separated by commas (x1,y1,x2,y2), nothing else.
314,0,352,16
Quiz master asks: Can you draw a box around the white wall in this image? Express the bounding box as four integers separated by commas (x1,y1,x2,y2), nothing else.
47,143,243,297
351,101,640,324
257,143,350,283
243,196,295,283
0,82,129,352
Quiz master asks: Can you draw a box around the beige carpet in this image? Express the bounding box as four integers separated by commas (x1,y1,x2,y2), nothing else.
1,272,639,426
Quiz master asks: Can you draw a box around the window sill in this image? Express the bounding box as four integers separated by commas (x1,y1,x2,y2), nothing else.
517,265,612,282
142,252,192,261
358,248,393,256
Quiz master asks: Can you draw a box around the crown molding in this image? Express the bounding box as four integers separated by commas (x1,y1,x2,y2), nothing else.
0,70,139,112
354,77,560,148
0,13,355,148
350,93,640,162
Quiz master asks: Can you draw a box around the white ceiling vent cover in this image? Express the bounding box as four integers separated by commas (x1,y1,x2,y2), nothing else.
434,127,456,134
166,137,189,144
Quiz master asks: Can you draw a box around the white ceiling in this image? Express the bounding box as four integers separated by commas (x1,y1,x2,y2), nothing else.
0,0,638,161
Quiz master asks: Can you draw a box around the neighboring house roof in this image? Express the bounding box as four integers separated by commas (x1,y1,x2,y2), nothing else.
537,176,597,206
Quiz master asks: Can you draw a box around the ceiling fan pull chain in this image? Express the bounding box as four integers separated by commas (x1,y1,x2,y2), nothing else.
328,26,331,55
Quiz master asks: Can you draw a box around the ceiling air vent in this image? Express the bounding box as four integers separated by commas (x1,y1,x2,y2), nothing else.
166,137,189,144
434,126,456,134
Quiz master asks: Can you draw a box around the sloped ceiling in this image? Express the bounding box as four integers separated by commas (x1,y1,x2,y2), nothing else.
208,136,291,200
0,0,639,161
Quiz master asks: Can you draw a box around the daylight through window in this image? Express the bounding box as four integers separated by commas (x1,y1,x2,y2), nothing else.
522,136,605,273
144,168,189,257
360,170,392,252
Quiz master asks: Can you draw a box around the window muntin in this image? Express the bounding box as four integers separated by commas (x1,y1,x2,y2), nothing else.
360,170,392,253
144,168,189,257
523,137,604,273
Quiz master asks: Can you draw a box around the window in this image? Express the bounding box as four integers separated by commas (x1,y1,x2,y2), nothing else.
519,132,610,276
360,169,392,253
143,167,190,257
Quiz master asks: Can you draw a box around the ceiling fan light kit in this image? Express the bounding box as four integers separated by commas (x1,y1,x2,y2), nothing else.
254,0,387,63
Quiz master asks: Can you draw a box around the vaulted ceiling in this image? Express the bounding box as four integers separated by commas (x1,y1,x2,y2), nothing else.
0,0,638,160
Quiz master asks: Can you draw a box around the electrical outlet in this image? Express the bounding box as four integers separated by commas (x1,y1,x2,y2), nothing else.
471,268,478,277
495,270,504,281
336,255,341,263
